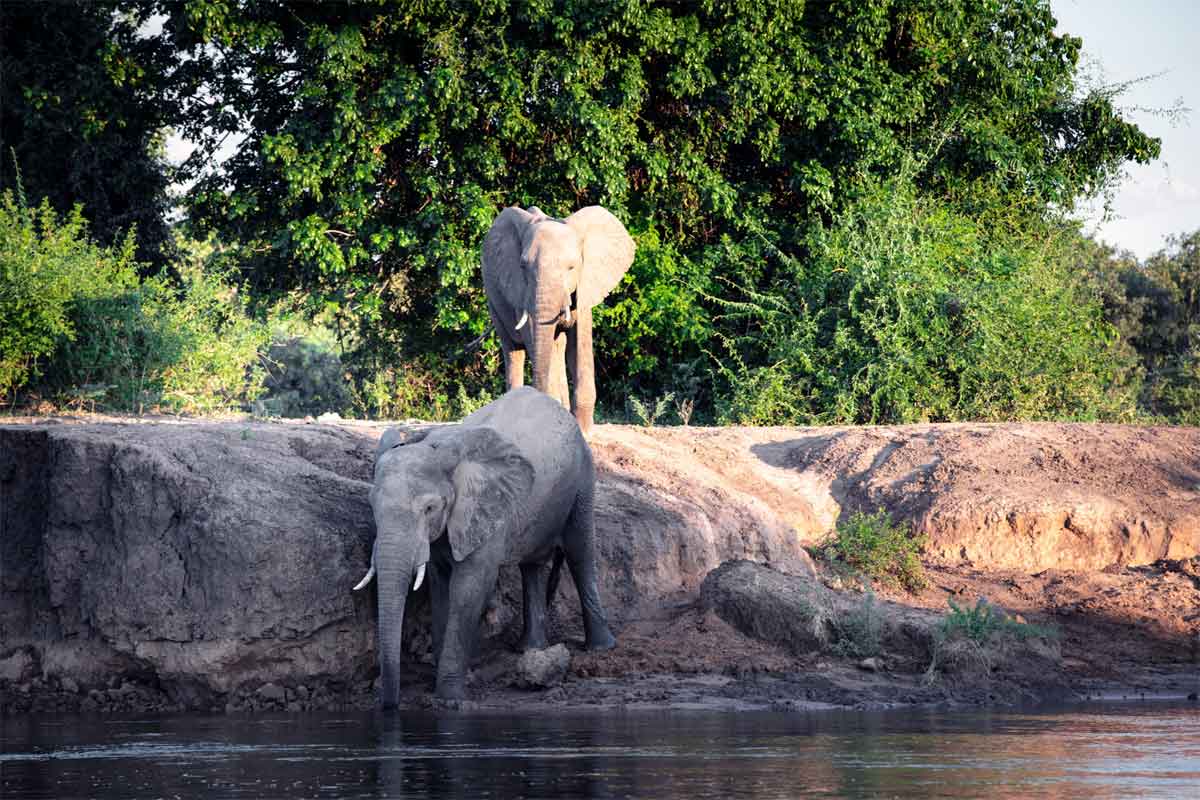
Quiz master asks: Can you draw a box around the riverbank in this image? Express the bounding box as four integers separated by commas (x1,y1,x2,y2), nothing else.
2,415,1198,713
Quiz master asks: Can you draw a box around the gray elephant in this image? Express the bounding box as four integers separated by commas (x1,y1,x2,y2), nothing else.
354,386,616,707
482,205,635,436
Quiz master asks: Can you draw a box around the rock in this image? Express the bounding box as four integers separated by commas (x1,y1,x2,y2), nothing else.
858,657,881,672
256,683,287,704
515,644,571,689
0,649,38,684
700,560,833,654
316,412,342,423
61,677,79,694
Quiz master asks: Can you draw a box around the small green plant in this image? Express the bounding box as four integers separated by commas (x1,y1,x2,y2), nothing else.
628,392,675,426
820,510,928,593
939,596,1055,644
831,586,884,658
925,596,1059,683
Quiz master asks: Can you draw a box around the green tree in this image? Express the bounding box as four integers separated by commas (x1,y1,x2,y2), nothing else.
0,0,181,268
160,0,1158,416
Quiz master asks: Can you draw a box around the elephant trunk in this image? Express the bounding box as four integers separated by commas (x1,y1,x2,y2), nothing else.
525,277,563,395
375,541,417,711
527,320,556,395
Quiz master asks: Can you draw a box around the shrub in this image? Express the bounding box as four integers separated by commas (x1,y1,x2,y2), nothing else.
260,331,352,418
346,353,499,421
39,237,269,414
925,597,1059,682
0,191,139,402
628,392,675,427
714,178,1141,425
831,588,884,659
819,510,928,593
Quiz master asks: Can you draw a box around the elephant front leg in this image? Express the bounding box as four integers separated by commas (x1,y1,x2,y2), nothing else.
504,345,525,390
567,309,596,436
436,544,503,701
518,562,550,651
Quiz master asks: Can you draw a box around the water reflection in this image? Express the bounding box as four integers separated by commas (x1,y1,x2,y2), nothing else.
2,703,1198,798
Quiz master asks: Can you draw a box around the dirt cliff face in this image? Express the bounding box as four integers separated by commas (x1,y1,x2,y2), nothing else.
0,418,815,710
592,422,1200,571
1,417,1197,713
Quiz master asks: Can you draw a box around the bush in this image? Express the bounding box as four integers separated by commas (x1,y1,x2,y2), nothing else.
0,192,139,402
831,588,884,659
925,597,1059,682
345,352,499,421
260,329,352,418
37,235,269,414
0,197,269,414
819,510,928,593
714,179,1141,425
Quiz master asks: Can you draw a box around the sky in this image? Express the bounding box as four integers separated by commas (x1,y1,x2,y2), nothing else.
165,2,1198,261
1052,0,1199,258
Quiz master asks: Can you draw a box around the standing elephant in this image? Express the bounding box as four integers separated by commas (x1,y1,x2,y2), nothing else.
354,386,616,708
482,205,635,436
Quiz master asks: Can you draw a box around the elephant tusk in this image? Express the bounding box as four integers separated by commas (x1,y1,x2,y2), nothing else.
412,563,427,592
563,307,572,325
352,565,376,591
515,311,529,331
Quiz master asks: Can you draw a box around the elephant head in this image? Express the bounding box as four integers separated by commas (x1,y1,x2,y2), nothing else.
482,205,635,392
355,426,535,709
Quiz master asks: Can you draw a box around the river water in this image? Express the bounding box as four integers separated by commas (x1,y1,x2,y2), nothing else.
2,702,1198,798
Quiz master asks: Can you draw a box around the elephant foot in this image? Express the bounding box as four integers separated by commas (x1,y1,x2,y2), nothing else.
434,677,468,703
518,634,549,652
585,629,616,652
430,696,476,712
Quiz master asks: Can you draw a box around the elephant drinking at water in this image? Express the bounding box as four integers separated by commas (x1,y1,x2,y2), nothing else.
354,387,616,708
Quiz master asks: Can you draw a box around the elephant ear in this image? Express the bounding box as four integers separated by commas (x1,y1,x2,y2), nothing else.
444,427,535,562
565,205,635,308
482,206,533,280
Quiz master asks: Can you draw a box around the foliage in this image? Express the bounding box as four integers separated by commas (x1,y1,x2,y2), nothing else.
0,191,268,412
345,353,500,422
39,236,269,413
831,587,884,659
629,392,674,427
938,597,1051,644
0,191,140,401
819,510,928,593
0,0,180,268
153,0,1158,415
714,177,1142,425
1081,230,1200,425
260,329,352,418
925,596,1058,681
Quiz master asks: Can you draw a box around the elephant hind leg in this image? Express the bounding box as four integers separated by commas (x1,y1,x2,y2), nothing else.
518,562,550,652
562,492,616,651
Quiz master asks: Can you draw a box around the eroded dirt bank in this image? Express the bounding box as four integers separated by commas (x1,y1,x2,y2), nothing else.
1,417,1198,713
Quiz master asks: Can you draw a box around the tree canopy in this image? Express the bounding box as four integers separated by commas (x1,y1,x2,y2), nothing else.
1,0,1172,423
153,0,1157,412
0,0,181,268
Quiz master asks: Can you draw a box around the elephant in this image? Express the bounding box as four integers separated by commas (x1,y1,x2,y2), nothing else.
353,386,616,708
482,204,635,436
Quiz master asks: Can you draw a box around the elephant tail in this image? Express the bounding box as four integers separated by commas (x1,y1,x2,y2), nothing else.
546,547,565,609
